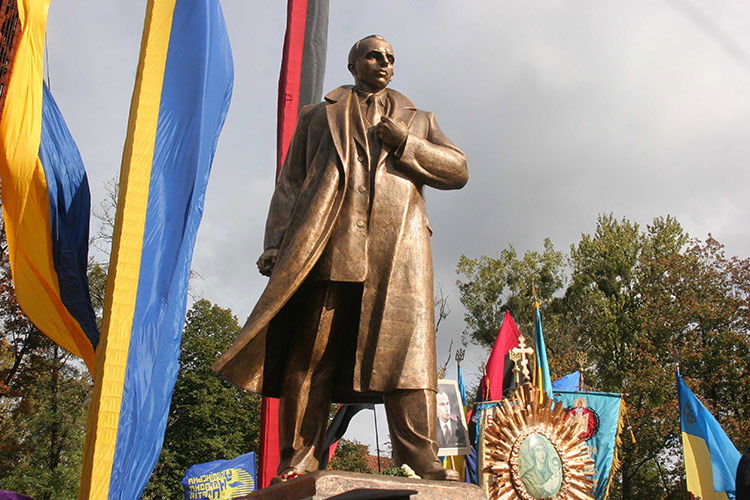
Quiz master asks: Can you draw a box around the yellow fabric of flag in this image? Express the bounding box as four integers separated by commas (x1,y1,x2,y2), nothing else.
0,0,95,371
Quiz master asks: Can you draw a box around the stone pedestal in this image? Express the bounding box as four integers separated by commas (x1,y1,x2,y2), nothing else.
239,471,487,500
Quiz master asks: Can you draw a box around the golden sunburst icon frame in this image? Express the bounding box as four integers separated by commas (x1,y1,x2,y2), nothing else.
482,384,595,500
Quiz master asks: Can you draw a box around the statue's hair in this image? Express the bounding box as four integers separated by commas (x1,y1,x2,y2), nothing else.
348,34,388,67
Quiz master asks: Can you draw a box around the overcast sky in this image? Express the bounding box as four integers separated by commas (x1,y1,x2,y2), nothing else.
46,1,750,455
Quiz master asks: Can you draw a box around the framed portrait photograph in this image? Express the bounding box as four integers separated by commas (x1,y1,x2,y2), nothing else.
436,379,471,456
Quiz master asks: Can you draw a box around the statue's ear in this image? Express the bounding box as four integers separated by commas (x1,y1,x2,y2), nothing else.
347,63,356,75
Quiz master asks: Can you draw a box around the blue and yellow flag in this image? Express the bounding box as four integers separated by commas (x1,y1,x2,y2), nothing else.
0,0,98,372
79,0,233,498
181,452,256,499
457,364,467,406
677,372,740,500
554,390,624,499
533,302,553,399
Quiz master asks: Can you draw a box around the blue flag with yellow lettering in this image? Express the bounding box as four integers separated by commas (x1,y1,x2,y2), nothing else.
677,372,739,500
181,452,257,499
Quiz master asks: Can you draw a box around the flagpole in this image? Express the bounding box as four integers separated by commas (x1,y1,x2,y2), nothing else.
373,408,381,473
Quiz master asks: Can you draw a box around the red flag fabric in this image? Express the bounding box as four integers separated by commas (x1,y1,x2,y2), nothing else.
479,311,521,401
260,0,329,488
258,397,280,488
275,0,329,177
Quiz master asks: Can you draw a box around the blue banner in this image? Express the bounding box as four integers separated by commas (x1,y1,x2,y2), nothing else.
181,453,257,499
554,391,623,499
551,371,581,391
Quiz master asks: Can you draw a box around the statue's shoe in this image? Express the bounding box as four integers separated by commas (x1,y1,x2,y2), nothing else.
416,464,460,481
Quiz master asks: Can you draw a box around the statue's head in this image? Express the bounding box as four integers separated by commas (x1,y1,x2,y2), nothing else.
348,34,394,93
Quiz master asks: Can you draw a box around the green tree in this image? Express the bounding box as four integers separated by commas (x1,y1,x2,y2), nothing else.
457,214,750,498
142,299,261,498
328,439,371,474
0,218,90,499
456,238,565,347
562,215,685,496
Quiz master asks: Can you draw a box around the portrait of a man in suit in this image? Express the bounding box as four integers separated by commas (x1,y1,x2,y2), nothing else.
436,381,470,455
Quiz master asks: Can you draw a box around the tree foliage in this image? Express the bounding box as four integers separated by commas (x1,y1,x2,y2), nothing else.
457,237,565,346
0,219,90,500
457,214,750,497
142,299,261,498
328,439,371,474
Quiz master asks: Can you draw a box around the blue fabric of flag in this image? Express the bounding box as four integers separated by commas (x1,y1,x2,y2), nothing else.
107,0,233,497
457,365,467,406
552,371,581,391
554,391,622,499
677,373,740,496
38,83,99,347
534,306,553,398
181,452,257,499
464,445,478,484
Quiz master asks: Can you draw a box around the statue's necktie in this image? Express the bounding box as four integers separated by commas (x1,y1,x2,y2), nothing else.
366,95,381,126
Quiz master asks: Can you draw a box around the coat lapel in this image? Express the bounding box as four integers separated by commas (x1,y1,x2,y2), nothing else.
326,86,418,170
325,86,352,169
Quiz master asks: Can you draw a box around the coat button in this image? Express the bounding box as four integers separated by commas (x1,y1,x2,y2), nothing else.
356,220,365,228
357,185,367,193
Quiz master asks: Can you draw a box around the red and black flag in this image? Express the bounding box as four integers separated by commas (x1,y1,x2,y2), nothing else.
478,310,521,401
276,0,329,176
259,0,329,489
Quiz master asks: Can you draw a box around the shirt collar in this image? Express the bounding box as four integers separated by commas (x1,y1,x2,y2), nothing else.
354,87,387,106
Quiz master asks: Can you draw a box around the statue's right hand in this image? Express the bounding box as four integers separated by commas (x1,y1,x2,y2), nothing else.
257,249,278,277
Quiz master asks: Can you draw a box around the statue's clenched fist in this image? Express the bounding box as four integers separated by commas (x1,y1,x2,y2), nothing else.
376,116,408,148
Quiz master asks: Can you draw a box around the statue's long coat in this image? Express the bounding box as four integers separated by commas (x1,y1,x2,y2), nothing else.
212,86,467,400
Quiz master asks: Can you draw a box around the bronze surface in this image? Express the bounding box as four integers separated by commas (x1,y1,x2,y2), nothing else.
213,34,467,480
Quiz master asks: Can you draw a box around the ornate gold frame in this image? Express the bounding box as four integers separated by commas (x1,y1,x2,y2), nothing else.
482,384,594,499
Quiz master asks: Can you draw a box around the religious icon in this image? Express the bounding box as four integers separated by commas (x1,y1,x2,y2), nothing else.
517,433,563,498
564,397,600,440
436,379,471,456
480,384,595,500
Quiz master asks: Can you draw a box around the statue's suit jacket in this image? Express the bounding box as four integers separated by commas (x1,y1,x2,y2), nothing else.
213,86,468,399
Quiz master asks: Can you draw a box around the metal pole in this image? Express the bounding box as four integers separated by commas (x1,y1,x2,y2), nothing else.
373,407,381,472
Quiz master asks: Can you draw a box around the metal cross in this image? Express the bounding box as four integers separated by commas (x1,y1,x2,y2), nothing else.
509,335,535,384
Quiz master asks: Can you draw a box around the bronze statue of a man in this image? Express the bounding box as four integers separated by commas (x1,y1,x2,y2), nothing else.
213,34,468,481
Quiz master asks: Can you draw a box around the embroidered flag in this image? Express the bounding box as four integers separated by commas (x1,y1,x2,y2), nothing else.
554,391,625,499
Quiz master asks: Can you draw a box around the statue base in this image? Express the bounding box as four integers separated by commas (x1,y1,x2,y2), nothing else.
239,470,487,500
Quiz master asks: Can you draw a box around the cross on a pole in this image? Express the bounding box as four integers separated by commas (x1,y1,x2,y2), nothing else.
509,335,535,385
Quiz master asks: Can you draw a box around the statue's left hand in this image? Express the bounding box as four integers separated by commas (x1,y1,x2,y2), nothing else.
376,116,408,148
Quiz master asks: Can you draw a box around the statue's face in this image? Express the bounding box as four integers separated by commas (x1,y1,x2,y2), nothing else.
350,38,394,92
